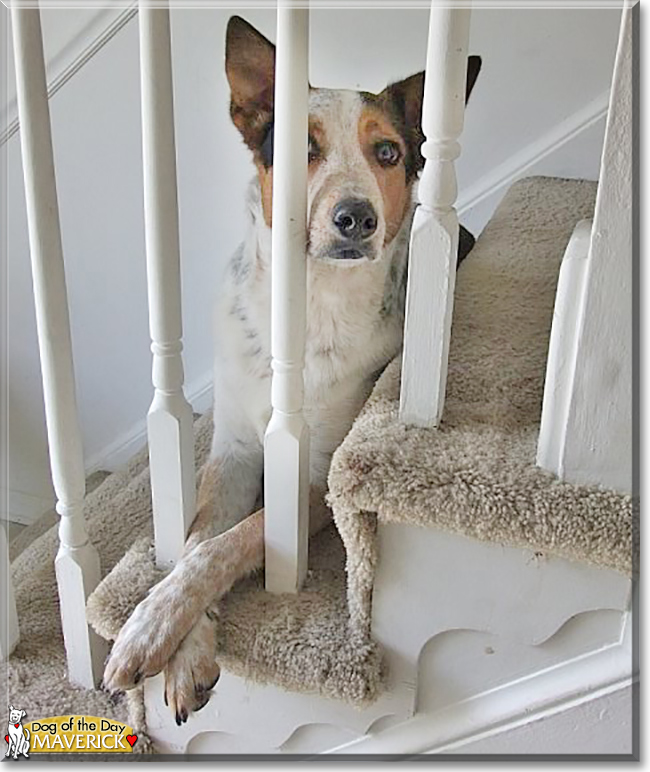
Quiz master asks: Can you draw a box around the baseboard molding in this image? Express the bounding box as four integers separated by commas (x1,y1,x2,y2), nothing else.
3,487,55,526
84,371,213,475
457,89,610,220
1,4,137,146
328,615,633,756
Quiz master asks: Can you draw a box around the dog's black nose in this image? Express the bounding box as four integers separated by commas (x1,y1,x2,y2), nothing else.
332,199,378,241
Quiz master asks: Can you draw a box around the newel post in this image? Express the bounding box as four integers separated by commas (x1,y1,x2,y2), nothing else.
139,4,197,570
11,6,106,687
264,4,311,594
399,7,471,427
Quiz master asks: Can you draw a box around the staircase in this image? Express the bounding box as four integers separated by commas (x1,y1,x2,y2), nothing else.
86,175,634,755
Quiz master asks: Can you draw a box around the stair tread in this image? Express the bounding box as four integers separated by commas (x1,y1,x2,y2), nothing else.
329,176,633,583
86,414,385,709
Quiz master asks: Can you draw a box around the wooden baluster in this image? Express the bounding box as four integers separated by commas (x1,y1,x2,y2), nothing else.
264,5,310,594
11,7,106,687
537,5,633,494
0,525,19,661
399,7,471,428
139,4,197,570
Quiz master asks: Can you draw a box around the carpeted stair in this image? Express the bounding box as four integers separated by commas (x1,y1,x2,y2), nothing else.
4,177,634,746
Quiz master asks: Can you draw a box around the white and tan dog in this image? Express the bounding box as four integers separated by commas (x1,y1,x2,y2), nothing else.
104,16,480,723
5,707,30,760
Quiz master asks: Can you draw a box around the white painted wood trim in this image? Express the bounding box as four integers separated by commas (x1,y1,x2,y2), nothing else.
456,90,610,219
0,524,19,661
537,219,592,474
264,4,310,595
539,5,632,494
399,7,471,428
139,3,197,570
1,4,138,146
327,613,633,755
10,6,106,688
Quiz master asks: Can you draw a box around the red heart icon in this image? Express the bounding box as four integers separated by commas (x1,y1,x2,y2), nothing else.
126,735,137,747
4,735,8,743
14,724,19,728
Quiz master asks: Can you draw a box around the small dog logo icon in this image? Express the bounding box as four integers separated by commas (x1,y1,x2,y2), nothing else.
5,706,30,760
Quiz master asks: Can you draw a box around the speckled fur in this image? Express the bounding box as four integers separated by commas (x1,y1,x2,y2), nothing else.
103,84,415,718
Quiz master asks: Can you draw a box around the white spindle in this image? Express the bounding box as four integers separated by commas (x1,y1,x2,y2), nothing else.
1,525,19,661
537,5,633,494
139,4,196,570
399,7,471,428
264,5,310,594
11,7,106,687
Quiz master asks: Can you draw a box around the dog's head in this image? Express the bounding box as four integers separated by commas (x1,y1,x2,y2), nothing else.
226,16,480,264
8,707,25,724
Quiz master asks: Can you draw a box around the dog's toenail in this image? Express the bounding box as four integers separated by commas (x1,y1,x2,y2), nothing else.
175,713,181,726
195,693,210,713
180,708,188,723
133,671,142,684
164,691,168,706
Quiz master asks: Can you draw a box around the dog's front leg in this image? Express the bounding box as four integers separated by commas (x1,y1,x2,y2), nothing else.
103,505,265,693
103,434,263,693
118,490,332,720
162,488,333,722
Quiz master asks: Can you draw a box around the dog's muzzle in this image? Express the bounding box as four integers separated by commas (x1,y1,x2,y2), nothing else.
323,198,378,261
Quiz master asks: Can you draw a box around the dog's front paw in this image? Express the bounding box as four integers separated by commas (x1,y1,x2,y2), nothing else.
164,611,221,725
103,573,198,693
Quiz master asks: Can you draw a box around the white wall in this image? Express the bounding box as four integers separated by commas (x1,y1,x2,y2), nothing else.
2,6,622,523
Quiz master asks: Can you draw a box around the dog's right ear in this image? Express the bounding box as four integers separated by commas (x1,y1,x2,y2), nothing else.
225,16,276,153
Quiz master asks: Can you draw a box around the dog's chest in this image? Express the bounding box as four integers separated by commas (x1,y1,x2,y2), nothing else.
218,253,400,445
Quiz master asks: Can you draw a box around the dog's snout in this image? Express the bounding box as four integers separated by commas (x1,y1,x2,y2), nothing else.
332,199,378,241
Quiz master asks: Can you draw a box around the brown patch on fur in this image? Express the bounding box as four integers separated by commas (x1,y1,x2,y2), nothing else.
256,163,274,227
358,106,411,243
256,118,327,228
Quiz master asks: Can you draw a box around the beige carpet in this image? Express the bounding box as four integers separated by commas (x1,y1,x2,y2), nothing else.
328,176,634,641
2,460,158,757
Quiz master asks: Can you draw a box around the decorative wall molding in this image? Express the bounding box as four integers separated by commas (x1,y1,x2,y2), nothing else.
327,615,633,755
1,4,137,146
457,90,610,219
4,487,55,526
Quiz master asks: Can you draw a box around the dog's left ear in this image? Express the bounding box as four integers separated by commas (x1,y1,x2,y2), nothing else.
225,16,276,154
385,55,481,177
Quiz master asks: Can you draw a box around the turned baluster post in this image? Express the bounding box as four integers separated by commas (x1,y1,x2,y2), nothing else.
11,6,106,687
400,7,471,428
264,5,310,594
139,4,196,570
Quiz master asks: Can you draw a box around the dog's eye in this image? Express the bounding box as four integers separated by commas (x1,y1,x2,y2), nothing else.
308,135,321,163
375,140,401,167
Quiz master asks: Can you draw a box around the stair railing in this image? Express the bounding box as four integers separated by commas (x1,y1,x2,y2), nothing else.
6,0,477,683
399,6,472,428
264,4,311,594
139,4,196,570
537,3,632,495
10,6,106,687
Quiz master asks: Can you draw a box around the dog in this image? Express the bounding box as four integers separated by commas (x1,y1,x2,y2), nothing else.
103,16,480,723
5,707,30,759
